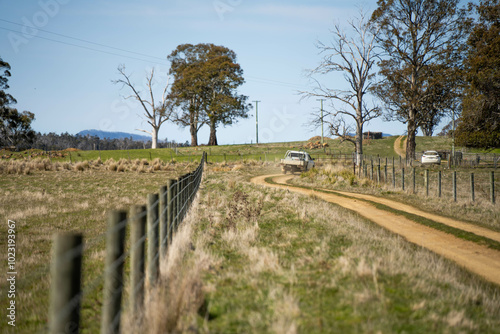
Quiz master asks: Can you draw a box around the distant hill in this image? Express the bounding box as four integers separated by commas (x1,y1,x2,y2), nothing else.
77,129,151,142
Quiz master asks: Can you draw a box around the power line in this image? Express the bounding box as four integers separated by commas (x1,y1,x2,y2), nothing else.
0,18,166,62
0,20,306,89
0,26,169,66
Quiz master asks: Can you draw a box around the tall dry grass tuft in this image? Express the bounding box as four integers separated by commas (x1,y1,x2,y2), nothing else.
125,199,218,334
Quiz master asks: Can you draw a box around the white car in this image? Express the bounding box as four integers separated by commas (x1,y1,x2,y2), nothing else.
421,151,441,165
280,150,315,174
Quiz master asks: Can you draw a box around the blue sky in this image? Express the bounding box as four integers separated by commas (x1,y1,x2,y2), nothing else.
0,0,412,145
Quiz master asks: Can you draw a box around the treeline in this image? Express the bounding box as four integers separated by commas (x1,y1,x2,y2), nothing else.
29,132,189,151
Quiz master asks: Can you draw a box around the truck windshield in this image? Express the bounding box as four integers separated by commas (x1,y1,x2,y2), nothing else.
290,153,304,159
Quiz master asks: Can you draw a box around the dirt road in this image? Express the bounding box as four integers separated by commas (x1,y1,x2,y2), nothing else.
394,135,406,158
251,174,500,286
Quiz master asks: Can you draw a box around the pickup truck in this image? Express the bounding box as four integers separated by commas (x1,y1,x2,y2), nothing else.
280,150,315,174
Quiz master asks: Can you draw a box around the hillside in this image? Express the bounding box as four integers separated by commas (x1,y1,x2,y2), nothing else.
77,129,151,142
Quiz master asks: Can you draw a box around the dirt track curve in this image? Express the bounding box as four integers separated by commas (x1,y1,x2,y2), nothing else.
394,135,406,158
251,174,500,286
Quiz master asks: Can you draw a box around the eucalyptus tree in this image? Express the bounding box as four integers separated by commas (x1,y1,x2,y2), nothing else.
0,57,36,149
168,43,250,146
371,0,470,162
456,0,500,148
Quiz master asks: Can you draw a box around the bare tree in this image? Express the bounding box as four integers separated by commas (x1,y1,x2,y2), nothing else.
371,0,470,162
301,11,381,166
113,65,173,149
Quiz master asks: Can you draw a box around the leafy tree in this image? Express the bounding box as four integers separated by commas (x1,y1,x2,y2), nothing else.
456,0,500,148
113,65,173,149
302,12,381,166
371,0,470,162
0,57,36,150
168,43,250,146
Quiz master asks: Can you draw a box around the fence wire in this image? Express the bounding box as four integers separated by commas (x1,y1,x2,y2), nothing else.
48,153,206,334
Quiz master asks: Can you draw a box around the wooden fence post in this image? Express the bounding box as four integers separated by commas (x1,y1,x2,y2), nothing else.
470,173,475,202
377,165,381,185
147,194,159,287
384,165,387,183
176,176,181,230
165,180,173,251
49,233,83,334
130,205,147,315
392,165,396,188
402,168,405,191
101,210,127,334
491,171,496,204
159,185,168,261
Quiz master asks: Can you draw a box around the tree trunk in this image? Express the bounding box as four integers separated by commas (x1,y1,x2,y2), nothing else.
208,120,218,146
151,126,158,149
406,117,417,165
355,122,363,166
190,122,198,147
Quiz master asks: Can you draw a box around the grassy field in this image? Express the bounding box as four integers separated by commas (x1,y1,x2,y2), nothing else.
1,135,480,164
0,159,198,333
136,164,500,333
1,137,499,333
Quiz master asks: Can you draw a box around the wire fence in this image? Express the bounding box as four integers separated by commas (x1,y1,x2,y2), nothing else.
47,152,206,334
356,159,498,204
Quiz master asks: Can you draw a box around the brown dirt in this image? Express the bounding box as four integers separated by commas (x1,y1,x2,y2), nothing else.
394,135,406,158
251,174,500,286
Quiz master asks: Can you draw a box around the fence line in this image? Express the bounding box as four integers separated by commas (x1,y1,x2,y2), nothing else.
356,159,497,204
48,152,206,334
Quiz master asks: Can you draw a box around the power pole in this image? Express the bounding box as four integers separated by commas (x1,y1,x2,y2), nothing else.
316,99,326,144
253,100,261,145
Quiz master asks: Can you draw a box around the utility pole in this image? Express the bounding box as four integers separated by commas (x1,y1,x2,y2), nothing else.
253,100,261,145
316,99,326,144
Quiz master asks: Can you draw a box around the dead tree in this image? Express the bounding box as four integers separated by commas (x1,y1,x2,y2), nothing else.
113,65,173,149
301,11,381,166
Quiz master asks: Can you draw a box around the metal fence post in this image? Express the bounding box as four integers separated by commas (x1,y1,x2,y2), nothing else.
470,173,475,202
491,171,496,204
49,233,83,334
425,169,429,196
101,210,127,334
438,171,442,198
147,194,159,287
412,167,416,194
453,171,457,202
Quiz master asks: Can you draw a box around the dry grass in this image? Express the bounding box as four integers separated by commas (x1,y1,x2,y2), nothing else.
294,162,500,231
140,165,500,333
0,163,195,334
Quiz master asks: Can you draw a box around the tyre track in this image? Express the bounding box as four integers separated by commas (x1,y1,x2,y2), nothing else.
251,174,500,286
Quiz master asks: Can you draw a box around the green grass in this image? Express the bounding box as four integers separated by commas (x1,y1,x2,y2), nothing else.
1,135,497,167
181,168,500,333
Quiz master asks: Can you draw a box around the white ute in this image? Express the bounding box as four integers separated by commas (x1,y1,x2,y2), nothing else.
280,150,315,174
